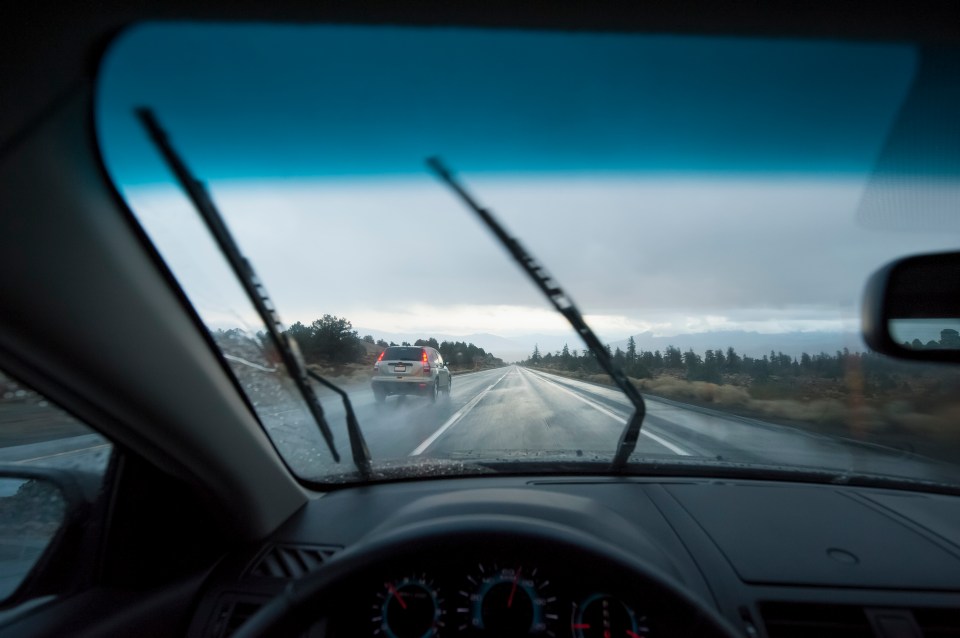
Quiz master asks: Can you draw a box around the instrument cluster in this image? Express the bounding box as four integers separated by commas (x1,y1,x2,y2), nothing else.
331,559,655,638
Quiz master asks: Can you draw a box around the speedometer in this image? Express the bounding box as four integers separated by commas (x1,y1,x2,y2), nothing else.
372,575,444,638
457,564,558,636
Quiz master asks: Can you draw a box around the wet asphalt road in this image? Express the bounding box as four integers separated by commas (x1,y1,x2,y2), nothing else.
4,365,958,486
327,365,683,459
309,365,959,484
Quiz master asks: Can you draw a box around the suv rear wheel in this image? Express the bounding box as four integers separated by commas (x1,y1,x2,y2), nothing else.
429,379,438,402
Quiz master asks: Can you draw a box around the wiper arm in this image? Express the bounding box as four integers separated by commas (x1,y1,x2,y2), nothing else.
137,108,371,476
426,158,646,470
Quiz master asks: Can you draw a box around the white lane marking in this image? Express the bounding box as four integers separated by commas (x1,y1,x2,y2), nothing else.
410,369,512,456
14,443,112,464
638,429,691,456
522,368,691,456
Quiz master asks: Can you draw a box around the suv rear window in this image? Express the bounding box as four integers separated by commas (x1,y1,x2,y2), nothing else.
383,347,424,361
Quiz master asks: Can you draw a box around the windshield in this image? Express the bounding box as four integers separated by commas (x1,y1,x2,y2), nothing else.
96,24,960,487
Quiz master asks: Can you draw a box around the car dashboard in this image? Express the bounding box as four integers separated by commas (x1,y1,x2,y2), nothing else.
186,475,960,638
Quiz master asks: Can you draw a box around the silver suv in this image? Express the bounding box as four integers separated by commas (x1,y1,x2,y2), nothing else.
371,346,452,402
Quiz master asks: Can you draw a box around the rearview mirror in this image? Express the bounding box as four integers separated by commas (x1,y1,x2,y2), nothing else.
862,251,960,363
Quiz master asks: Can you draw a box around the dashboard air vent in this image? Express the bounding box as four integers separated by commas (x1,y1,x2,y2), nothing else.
208,597,265,638
760,602,873,638
248,543,340,580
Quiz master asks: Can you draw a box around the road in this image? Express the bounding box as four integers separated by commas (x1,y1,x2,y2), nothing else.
304,365,959,483
2,365,957,486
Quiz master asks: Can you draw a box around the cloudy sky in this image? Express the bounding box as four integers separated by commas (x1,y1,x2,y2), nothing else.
121,174,957,346
97,23,958,345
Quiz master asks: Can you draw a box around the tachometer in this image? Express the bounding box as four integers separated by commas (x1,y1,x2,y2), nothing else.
571,593,648,638
458,564,558,636
372,575,444,638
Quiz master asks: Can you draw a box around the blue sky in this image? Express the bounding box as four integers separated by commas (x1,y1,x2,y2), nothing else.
94,24,960,346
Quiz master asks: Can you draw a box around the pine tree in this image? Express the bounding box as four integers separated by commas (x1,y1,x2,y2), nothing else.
626,336,637,367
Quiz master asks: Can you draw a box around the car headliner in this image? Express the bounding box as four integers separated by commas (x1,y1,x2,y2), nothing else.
4,1,960,153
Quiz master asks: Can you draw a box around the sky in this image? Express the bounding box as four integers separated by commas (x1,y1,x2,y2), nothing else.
96,23,960,347
122,175,959,346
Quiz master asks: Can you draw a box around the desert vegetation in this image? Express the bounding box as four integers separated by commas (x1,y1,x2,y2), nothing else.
525,338,960,460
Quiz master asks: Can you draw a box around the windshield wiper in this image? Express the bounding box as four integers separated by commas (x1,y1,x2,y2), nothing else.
137,108,371,476
427,158,646,470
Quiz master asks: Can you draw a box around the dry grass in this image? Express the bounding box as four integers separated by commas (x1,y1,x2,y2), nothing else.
534,366,960,456
636,377,897,429
750,398,851,425
308,363,372,384
637,377,751,408
888,404,960,445
642,376,960,454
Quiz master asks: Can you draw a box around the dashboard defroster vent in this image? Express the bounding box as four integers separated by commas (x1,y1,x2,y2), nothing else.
760,602,873,638
208,597,265,638
248,543,340,580
761,603,960,638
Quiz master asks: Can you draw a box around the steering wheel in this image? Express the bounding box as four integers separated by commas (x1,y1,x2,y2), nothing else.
233,515,741,638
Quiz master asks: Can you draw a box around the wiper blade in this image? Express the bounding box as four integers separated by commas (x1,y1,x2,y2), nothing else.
426,158,646,470
137,108,371,476
306,369,370,474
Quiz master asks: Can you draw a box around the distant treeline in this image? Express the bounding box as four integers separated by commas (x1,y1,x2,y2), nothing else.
399,337,504,368
282,315,503,367
524,336,959,394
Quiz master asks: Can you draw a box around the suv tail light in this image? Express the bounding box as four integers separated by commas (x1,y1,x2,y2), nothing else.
421,349,431,375
374,350,384,371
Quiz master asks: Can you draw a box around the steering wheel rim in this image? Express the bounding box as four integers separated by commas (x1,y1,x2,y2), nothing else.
233,514,742,638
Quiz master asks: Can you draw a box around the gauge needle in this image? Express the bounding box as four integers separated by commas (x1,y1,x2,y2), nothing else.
386,582,407,610
507,567,522,608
